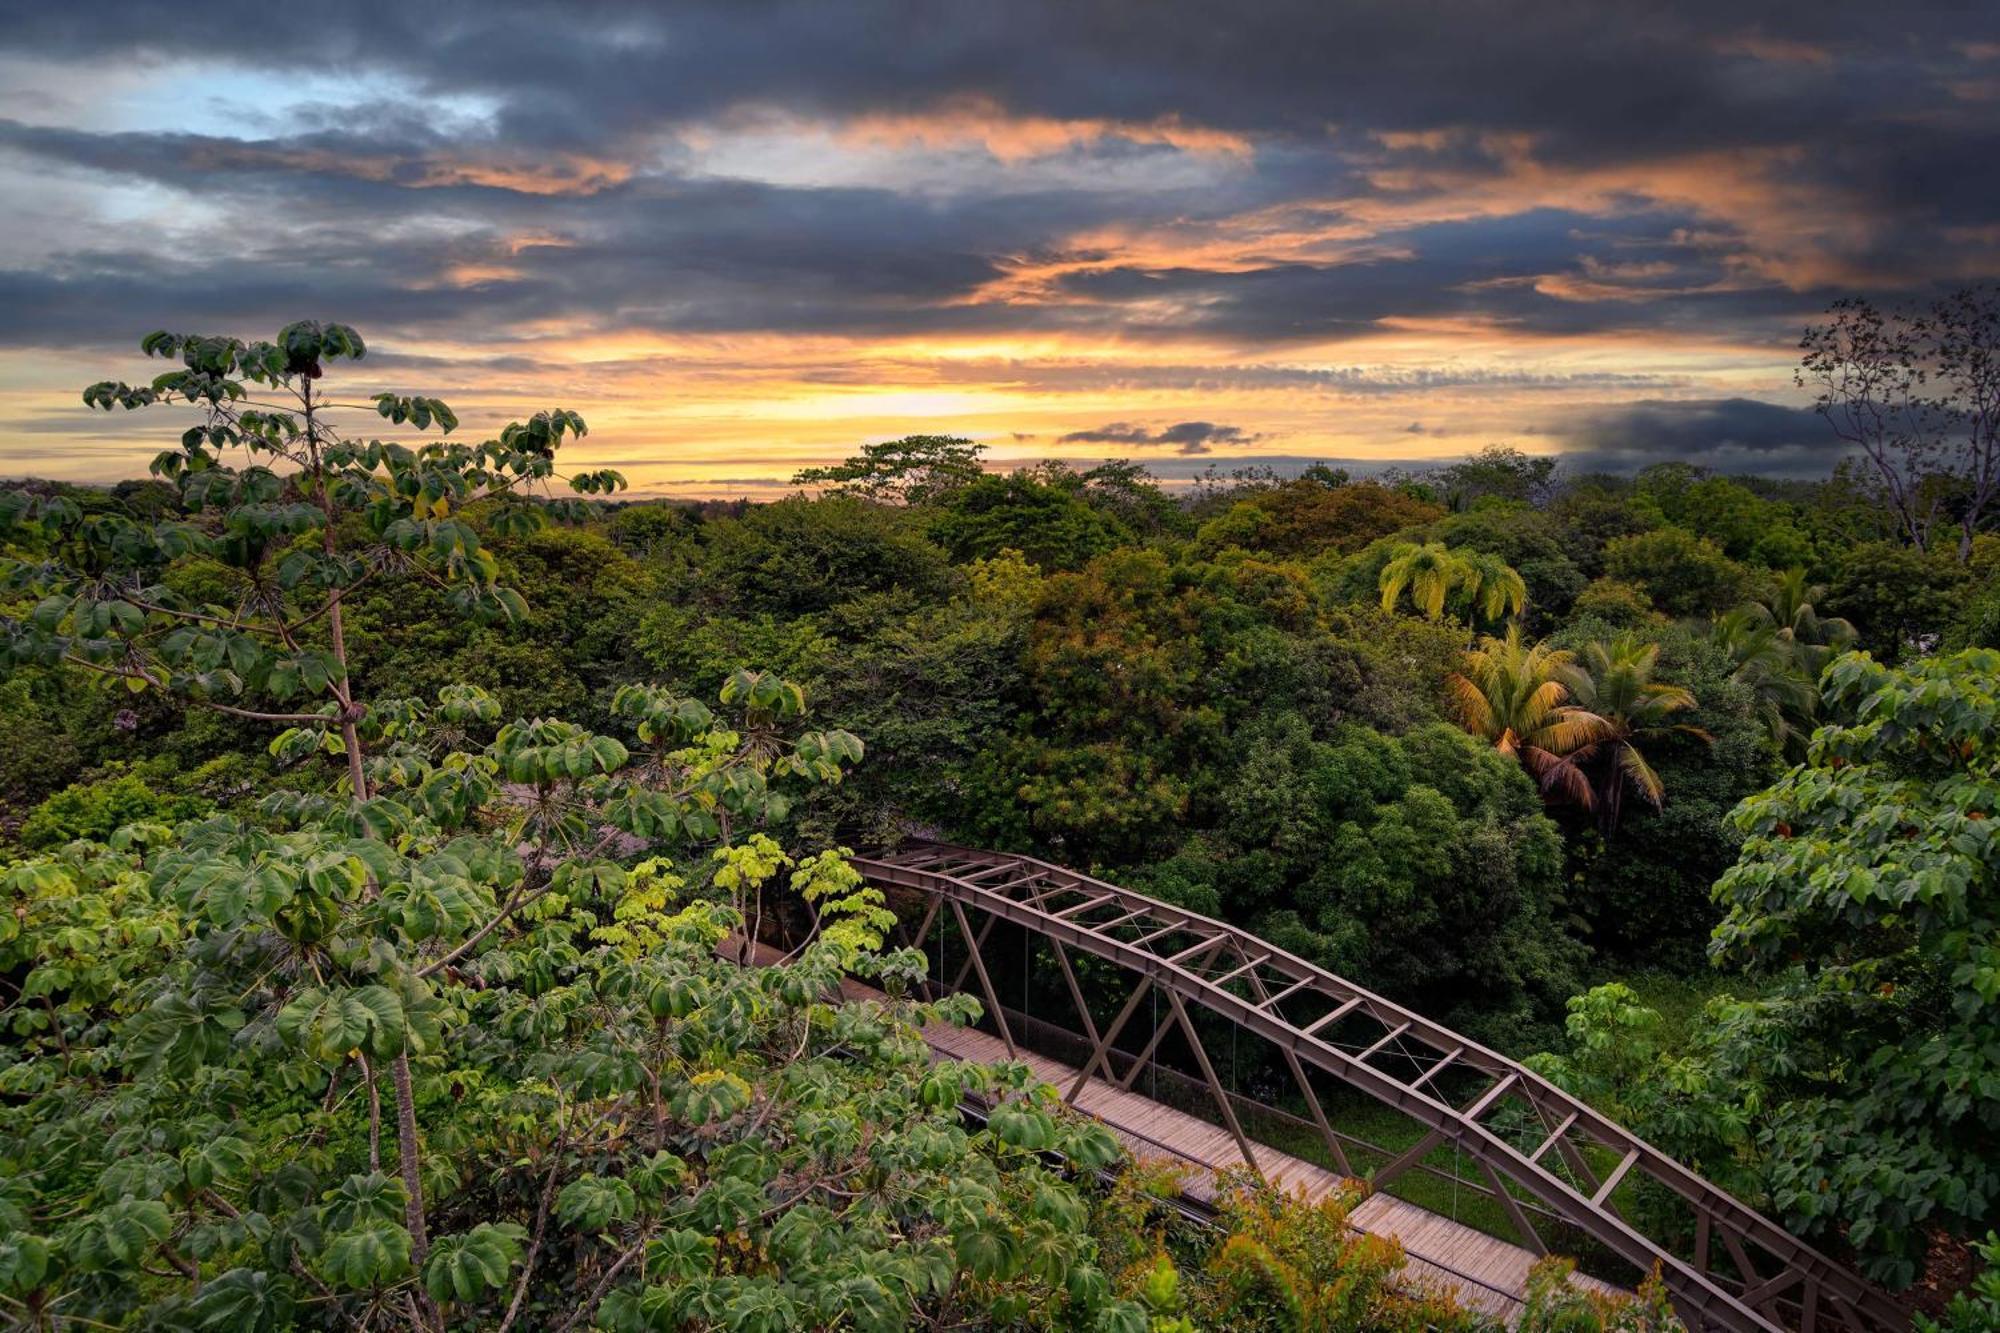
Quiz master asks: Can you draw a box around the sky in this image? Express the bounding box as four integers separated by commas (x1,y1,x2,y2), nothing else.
1,2,1996,496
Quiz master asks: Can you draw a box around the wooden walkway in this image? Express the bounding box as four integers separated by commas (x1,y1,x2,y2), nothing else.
743,941,1625,1321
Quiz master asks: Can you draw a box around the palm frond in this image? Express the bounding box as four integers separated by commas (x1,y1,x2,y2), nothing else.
1534,753,1597,809
1615,743,1666,807
1538,711,1614,754
1444,672,1497,737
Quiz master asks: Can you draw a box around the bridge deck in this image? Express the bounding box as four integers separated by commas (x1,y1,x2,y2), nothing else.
918,991,1625,1322
746,941,1621,1321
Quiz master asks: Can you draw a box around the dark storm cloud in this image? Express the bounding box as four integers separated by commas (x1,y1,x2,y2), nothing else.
1,0,1996,472
1058,421,1259,453
1534,397,1846,477
7,1,1986,150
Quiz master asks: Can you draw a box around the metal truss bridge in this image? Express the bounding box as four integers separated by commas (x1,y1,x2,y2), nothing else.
847,841,1905,1333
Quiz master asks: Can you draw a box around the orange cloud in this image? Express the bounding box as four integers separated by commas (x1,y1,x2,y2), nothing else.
968,128,1951,300
1713,33,1834,65
826,97,1253,162
177,140,632,196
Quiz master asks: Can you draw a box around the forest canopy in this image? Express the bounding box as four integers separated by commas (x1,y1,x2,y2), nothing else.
0,312,1996,1328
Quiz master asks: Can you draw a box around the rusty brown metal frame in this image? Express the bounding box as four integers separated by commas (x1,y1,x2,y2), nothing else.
855,841,1905,1333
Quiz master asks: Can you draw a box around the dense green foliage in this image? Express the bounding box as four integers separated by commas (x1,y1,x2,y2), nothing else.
1533,649,2000,1286
3,323,1999,1323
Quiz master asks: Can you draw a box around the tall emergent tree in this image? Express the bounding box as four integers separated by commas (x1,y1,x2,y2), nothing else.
28,320,616,787
1800,284,2000,560
790,435,987,506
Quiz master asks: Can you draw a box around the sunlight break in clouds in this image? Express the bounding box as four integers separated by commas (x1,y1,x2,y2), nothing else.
1,2,1994,492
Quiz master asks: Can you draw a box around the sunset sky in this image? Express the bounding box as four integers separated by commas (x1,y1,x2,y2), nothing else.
2,2,1996,495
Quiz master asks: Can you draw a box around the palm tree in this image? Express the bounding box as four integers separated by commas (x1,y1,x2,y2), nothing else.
1753,567,1858,677
1548,635,1710,830
1714,569,1857,757
1378,542,1459,619
1453,548,1528,624
1445,627,1600,801
1714,607,1818,757
1380,542,1528,628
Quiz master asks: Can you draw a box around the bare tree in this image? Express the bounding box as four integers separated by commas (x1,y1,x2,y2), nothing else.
1928,286,2000,561
1799,285,2000,561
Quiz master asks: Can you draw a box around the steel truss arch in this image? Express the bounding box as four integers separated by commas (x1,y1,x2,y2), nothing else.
851,841,1903,1333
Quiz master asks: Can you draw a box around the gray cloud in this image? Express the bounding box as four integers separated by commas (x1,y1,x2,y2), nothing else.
1532,397,1846,477
1057,421,1259,453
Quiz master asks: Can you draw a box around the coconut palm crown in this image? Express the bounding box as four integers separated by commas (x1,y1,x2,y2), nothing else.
1548,634,1712,829
1445,627,1597,793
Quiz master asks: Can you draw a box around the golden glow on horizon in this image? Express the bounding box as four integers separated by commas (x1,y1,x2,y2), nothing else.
1,317,1805,498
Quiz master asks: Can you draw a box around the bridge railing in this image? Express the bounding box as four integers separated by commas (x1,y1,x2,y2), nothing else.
853,841,1907,1333
980,993,1616,1260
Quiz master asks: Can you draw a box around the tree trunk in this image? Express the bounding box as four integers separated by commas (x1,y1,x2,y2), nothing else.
300,376,370,803
391,1051,428,1262
358,1054,382,1173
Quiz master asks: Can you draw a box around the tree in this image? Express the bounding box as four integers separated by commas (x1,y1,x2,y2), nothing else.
1572,577,1661,629
1700,648,2000,1285
1378,542,1527,627
1455,548,1529,624
1824,540,1968,664
791,434,987,506
1072,459,1190,538
36,324,612,783
1183,1180,1485,1331
1747,568,1857,673
1626,468,1816,569
2,325,631,1279
1713,569,1857,756
1220,479,1443,557
1444,626,1590,800
1433,444,1560,510
1712,610,1818,758
1602,529,1748,618
931,471,1132,571
0,697,1168,1328
1546,635,1708,831
1554,626,1773,964
1378,541,1460,619
695,495,954,616
1799,286,2000,560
